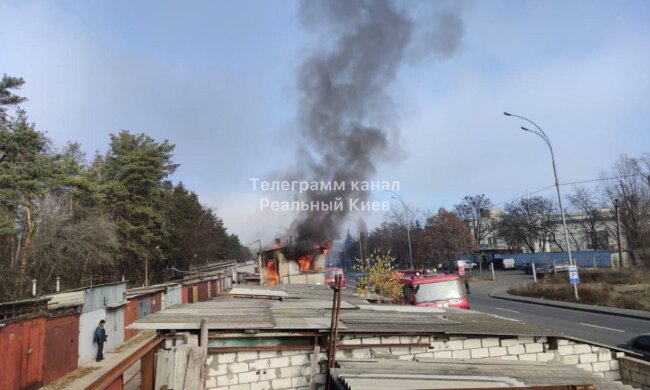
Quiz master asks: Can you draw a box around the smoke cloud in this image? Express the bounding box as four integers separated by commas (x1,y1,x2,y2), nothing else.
291,0,464,244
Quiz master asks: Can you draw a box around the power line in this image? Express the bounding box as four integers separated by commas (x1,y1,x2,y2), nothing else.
492,171,649,207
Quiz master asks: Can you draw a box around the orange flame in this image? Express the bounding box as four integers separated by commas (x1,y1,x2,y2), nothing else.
267,260,278,286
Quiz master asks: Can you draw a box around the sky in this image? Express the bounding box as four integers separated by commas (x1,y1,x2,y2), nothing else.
1,0,649,247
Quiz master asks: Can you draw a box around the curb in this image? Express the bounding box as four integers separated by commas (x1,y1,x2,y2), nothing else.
488,286,650,321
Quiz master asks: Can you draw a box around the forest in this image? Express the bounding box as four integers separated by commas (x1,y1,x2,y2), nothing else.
0,75,249,301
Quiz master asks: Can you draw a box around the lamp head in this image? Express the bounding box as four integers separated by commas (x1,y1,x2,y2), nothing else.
503,112,512,116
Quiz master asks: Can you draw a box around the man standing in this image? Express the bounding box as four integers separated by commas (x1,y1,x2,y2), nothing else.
94,320,107,362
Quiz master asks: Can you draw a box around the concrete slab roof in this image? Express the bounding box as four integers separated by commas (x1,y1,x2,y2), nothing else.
330,359,630,389
131,284,562,337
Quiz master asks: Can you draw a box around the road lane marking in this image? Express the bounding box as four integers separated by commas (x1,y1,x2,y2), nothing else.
495,307,520,313
579,323,625,333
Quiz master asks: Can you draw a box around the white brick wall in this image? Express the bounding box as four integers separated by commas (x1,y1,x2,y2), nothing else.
204,335,627,390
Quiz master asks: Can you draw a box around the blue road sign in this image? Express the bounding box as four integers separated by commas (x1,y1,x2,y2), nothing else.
568,266,579,284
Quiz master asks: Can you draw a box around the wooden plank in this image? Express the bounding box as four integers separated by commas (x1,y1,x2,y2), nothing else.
200,319,208,390
141,346,155,390
183,346,206,390
154,350,171,390
308,344,320,390
172,345,190,389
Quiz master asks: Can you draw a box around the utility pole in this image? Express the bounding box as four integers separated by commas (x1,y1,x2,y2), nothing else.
387,190,414,270
477,208,483,278
614,199,623,269
504,112,578,300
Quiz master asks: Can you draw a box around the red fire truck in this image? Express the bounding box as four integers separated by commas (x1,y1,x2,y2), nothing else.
400,271,470,309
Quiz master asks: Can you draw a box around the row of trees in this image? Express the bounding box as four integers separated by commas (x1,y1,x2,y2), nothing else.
0,75,248,300
349,154,649,268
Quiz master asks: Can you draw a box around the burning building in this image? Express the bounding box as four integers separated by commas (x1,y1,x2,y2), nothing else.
258,239,330,286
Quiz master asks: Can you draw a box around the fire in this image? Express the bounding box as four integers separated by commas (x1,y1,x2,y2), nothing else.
298,255,312,272
267,260,279,286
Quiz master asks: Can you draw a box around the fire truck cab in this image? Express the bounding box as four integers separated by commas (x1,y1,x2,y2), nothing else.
400,272,470,309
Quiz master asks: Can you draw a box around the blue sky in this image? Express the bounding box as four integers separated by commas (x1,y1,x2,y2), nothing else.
1,0,648,245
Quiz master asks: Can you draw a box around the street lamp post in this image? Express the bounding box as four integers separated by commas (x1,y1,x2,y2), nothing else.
614,199,623,269
344,218,364,272
504,112,579,300
387,191,414,270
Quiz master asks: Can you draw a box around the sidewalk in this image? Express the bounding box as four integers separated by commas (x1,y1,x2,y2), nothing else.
43,331,156,390
489,285,650,321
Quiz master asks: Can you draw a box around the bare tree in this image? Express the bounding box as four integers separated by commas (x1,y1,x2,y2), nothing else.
497,196,559,253
566,186,611,250
454,194,494,249
600,154,650,264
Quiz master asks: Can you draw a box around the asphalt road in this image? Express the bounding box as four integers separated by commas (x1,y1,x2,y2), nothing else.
467,269,650,348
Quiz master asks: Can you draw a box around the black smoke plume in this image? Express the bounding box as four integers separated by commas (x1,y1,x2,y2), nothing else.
291,0,463,244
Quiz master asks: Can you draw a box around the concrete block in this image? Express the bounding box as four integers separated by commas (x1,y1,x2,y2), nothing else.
341,337,361,345
517,336,535,344
414,352,434,358
463,339,482,349
217,374,239,386
558,345,574,355
259,351,278,359
507,345,525,355
609,360,620,371
229,384,251,390
390,347,411,356
452,349,471,359
630,371,646,384
433,351,453,358
381,336,401,344
518,354,538,362
525,343,544,353
535,336,547,343
430,341,445,351
579,353,598,364
271,378,292,389
557,339,570,346
400,336,417,344
604,370,622,381
205,377,217,388
209,364,228,376
621,368,630,380
314,373,326,384
562,355,579,365
269,357,290,368
573,344,592,354
352,348,372,359
471,348,490,359
409,347,427,354
249,359,270,370
280,350,301,356
445,340,464,350
237,352,258,362
499,355,519,361
239,371,260,384
592,361,611,372
537,352,555,362
250,380,271,390
279,366,300,378
291,376,309,388
219,353,237,364
398,354,415,360
576,363,592,372
361,337,381,344
230,362,250,374
597,349,612,362
370,347,390,356
289,354,310,366
259,368,276,381
482,338,500,347
500,338,519,347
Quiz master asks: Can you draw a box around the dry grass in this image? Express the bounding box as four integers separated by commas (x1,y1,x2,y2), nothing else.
45,367,99,390
509,268,650,311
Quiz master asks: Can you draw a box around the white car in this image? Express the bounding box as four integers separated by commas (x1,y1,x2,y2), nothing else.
457,260,477,270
